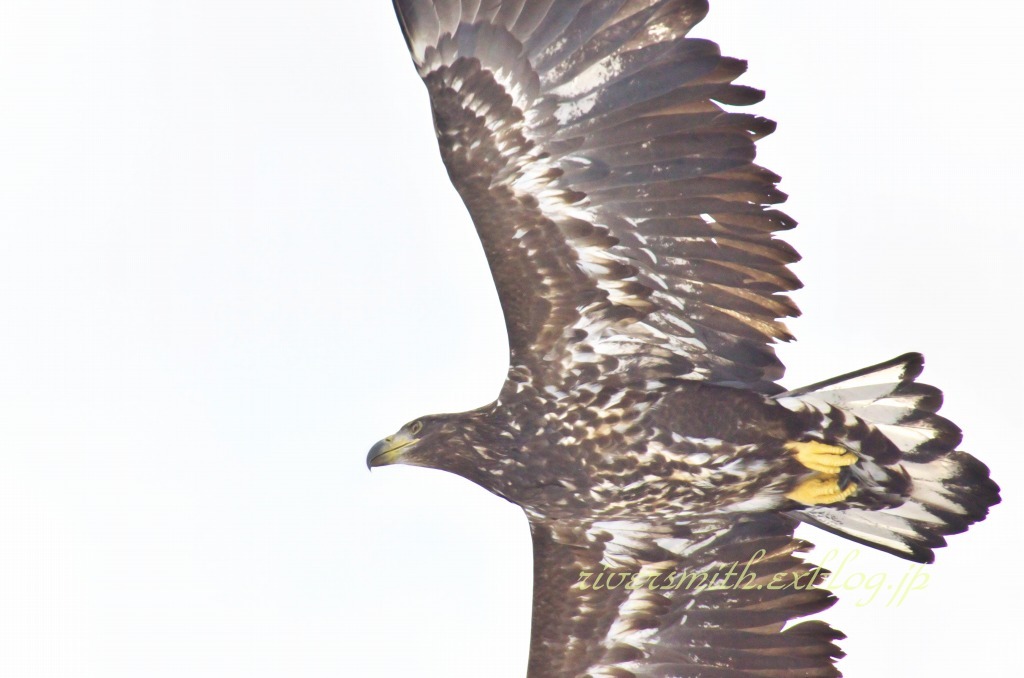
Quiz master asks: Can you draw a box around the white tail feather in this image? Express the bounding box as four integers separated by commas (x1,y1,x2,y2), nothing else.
779,354,998,563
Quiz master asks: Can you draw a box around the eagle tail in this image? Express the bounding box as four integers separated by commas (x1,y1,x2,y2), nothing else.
777,353,1000,563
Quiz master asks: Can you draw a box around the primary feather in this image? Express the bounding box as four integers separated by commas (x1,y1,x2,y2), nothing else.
400,0,798,394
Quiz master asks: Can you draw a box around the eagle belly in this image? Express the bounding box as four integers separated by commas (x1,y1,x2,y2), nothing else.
496,378,809,522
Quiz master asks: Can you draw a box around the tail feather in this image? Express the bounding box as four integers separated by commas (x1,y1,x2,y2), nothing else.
778,353,999,564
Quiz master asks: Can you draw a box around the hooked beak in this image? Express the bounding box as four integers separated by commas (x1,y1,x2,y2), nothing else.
366,430,418,469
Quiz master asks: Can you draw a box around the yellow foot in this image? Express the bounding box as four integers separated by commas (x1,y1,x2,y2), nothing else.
786,473,858,505
786,440,858,474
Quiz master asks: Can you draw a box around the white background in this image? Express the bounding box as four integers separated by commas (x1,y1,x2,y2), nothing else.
2,1,1020,676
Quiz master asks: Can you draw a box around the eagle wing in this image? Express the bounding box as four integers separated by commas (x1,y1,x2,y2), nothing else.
528,513,844,677
392,0,801,393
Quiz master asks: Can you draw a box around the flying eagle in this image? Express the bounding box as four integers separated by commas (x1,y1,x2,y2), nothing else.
366,1,1000,676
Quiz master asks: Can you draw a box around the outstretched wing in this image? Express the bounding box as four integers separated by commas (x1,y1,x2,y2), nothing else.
392,0,801,393
528,513,843,677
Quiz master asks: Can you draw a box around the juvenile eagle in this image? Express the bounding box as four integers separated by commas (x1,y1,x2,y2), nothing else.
366,1,1000,676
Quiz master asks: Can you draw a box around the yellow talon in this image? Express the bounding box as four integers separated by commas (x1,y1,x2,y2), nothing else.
786,473,858,505
786,440,858,474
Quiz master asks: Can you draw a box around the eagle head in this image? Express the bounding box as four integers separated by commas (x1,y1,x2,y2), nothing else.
366,410,503,487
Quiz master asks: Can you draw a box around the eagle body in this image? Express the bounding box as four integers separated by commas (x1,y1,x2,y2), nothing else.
366,2,999,676
412,377,806,519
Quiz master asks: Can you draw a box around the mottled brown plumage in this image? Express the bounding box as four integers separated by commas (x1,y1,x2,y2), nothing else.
366,2,999,676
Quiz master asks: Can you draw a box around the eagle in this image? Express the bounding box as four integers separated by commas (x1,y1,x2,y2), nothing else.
365,2,1000,676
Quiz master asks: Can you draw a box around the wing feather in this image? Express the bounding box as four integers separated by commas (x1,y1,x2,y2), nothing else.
392,0,799,392
527,513,844,677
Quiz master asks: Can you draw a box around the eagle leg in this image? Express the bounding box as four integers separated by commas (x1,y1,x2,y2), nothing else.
786,440,858,474
786,473,858,505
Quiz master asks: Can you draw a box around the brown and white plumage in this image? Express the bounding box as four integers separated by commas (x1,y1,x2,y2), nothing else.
366,2,999,676
527,514,844,676
401,0,797,395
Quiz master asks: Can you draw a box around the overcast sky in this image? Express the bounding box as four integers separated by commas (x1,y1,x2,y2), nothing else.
2,1,1021,676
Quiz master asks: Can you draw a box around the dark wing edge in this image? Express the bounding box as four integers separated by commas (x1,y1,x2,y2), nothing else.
392,0,801,394
528,513,844,678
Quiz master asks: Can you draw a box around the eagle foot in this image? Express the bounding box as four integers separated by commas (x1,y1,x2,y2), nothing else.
786,440,858,474
786,473,858,505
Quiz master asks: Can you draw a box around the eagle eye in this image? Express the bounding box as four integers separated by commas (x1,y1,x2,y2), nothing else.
409,420,423,435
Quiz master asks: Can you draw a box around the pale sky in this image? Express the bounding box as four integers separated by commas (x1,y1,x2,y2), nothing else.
2,1,1021,676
